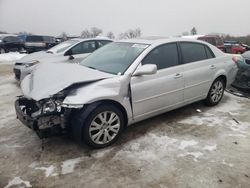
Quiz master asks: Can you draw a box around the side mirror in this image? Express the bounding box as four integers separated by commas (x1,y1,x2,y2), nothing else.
64,49,72,56
133,64,157,76
68,55,74,60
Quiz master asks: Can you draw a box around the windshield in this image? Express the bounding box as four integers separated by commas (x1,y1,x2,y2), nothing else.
80,42,149,75
47,40,78,53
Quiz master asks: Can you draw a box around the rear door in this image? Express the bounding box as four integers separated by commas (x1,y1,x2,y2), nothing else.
131,43,184,120
179,42,216,104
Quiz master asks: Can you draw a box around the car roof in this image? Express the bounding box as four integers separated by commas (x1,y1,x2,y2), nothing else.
69,37,113,43
117,37,211,46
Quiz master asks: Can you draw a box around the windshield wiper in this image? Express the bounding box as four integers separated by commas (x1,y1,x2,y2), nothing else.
85,66,97,70
46,50,53,54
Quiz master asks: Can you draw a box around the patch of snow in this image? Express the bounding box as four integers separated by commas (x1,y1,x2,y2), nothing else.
35,165,56,177
228,134,247,138
4,177,32,188
0,52,26,63
92,148,113,158
114,133,178,165
203,145,217,151
178,152,204,162
196,109,202,113
178,140,198,150
29,162,39,168
178,116,204,126
61,157,83,175
214,95,243,113
222,159,234,167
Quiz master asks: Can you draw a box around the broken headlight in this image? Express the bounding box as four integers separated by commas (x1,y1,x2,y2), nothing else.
42,99,63,114
43,100,56,113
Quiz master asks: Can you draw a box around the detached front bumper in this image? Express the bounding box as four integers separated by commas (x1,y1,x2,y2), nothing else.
15,97,65,138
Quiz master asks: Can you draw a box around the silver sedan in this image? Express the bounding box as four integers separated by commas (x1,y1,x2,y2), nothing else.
15,37,238,148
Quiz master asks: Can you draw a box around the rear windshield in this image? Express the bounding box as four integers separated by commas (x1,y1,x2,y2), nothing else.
26,36,44,42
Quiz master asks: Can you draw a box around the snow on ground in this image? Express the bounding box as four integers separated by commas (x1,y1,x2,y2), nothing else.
0,67,250,187
0,52,26,64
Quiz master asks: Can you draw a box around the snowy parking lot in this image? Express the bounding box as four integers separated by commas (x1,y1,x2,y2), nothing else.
0,59,250,188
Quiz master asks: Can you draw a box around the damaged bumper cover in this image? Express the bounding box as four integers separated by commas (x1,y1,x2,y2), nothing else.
15,97,69,138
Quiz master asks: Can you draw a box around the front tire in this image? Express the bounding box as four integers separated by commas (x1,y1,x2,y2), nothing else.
74,104,124,148
205,78,225,106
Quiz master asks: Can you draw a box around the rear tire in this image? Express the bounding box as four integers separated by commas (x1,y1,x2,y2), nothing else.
205,78,225,106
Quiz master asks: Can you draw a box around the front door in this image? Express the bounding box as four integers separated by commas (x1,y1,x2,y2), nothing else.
131,43,184,120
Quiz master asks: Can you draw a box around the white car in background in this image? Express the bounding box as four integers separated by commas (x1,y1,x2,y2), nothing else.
13,38,113,81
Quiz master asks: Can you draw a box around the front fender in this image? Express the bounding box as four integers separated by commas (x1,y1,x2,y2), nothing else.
63,75,133,120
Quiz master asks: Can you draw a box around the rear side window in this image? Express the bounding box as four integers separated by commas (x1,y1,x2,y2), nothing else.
43,36,56,43
97,40,112,48
142,43,179,70
180,42,208,64
26,36,43,42
205,46,215,59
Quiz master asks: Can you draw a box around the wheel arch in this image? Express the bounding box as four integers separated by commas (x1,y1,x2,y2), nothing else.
94,99,129,128
216,75,227,87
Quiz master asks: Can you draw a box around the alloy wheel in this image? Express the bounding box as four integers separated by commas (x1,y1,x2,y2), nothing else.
89,111,121,145
210,80,224,103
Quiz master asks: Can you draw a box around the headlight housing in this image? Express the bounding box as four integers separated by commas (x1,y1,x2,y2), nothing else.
24,60,40,68
42,100,56,113
42,99,63,114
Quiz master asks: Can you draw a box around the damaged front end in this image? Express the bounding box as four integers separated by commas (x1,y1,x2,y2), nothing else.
15,96,71,138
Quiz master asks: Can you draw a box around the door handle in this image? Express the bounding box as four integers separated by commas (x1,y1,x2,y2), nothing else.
210,65,216,69
174,73,182,79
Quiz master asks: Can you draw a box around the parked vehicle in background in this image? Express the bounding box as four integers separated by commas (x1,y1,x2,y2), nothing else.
0,34,24,54
232,52,250,91
224,41,246,54
241,44,250,51
18,35,57,53
13,38,113,81
197,35,225,52
182,35,225,52
15,38,238,148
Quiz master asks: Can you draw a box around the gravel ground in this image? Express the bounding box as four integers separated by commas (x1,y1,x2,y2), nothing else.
0,64,250,188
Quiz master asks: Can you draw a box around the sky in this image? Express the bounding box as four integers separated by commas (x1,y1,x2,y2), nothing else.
0,0,250,37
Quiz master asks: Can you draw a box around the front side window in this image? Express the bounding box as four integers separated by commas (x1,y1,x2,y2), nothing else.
80,42,148,75
180,42,208,64
142,43,179,70
70,41,96,55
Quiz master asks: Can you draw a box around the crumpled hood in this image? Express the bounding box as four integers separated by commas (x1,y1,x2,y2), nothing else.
17,51,55,63
21,62,114,101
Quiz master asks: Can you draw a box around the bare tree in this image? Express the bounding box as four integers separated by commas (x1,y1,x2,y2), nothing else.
119,28,142,39
106,32,115,39
90,27,102,37
182,31,189,36
60,32,68,41
0,31,7,34
81,29,92,38
80,27,103,38
190,27,197,35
